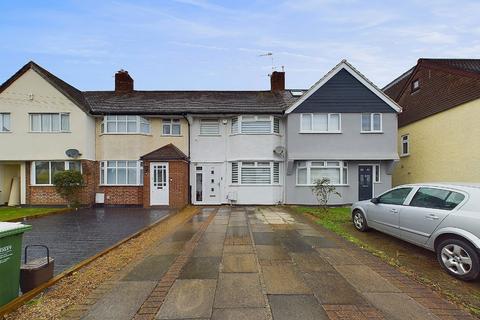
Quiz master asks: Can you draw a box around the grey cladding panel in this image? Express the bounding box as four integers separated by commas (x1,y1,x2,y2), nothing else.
293,69,396,113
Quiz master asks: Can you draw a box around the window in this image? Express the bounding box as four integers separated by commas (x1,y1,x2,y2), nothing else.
32,161,81,185
230,116,280,134
100,161,143,185
162,119,181,136
401,134,409,156
409,187,465,210
231,161,280,185
200,119,220,135
296,161,348,185
411,79,420,92
0,113,10,132
300,113,340,133
101,115,150,134
373,164,380,183
30,113,70,132
378,187,412,205
361,113,382,132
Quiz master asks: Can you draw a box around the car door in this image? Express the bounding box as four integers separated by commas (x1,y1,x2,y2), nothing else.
399,187,466,245
367,187,413,237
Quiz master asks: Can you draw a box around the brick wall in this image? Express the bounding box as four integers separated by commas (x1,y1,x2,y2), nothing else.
100,186,143,205
27,160,96,206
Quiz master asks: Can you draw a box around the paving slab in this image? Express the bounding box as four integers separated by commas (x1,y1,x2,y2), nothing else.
302,236,338,248
83,281,157,320
123,255,176,281
211,308,268,320
169,230,196,242
280,235,315,253
205,224,228,233
156,279,217,319
262,265,311,294
252,232,281,245
364,292,440,320
150,241,186,256
290,253,336,272
179,257,221,279
223,245,254,254
315,248,362,265
222,254,257,273
255,245,290,261
302,271,368,305
192,243,223,257
214,273,264,308
268,294,328,320
335,265,401,293
201,232,226,243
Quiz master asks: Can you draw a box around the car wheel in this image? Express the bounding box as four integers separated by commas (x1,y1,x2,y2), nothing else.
352,210,368,232
436,238,480,281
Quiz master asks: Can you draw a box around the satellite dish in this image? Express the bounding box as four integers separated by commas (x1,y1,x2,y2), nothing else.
273,146,285,156
66,149,81,158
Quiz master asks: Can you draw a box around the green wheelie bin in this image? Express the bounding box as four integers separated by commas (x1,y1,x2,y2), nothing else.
0,222,32,307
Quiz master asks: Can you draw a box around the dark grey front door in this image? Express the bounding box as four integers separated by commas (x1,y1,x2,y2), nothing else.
358,165,373,201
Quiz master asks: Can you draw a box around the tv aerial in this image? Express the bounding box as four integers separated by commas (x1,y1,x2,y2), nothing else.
259,52,275,71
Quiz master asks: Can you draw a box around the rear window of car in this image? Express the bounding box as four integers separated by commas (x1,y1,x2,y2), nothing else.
409,187,465,210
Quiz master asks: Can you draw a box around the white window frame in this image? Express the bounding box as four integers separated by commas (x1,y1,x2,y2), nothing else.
199,119,220,136
373,164,381,183
401,134,410,156
296,161,348,186
231,161,281,185
299,113,341,133
361,113,382,133
29,113,70,133
162,119,181,136
99,160,144,186
101,115,150,134
31,161,82,185
230,116,280,135
0,113,11,132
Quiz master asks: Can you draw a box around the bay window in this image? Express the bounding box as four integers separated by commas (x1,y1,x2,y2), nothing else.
162,119,181,136
231,116,280,134
32,161,81,185
30,113,70,132
297,161,348,185
231,161,281,185
361,113,382,132
101,115,150,134
300,113,340,133
100,161,143,185
0,113,10,132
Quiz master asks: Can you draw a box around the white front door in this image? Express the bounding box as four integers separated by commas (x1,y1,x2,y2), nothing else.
150,162,169,205
194,163,222,204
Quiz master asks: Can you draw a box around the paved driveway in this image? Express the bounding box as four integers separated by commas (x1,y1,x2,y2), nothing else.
72,206,474,320
22,207,172,275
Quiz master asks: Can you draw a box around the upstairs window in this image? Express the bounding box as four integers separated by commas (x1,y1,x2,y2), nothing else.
101,115,150,134
162,119,181,136
200,119,220,135
32,161,81,185
361,113,382,132
401,134,410,156
300,113,340,133
0,113,10,132
231,161,281,185
30,113,70,132
231,116,280,134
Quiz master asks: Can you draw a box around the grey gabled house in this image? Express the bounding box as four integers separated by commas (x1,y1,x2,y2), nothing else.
284,60,402,205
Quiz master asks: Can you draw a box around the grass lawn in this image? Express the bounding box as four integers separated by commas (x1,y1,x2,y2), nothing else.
0,207,66,222
290,206,480,316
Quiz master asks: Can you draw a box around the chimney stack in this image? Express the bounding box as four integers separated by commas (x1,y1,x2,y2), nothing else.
115,69,133,94
270,70,285,91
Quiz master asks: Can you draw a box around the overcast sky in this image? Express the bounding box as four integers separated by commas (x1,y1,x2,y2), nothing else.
1,0,479,91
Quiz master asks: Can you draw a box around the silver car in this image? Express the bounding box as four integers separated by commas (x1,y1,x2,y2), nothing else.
351,183,480,281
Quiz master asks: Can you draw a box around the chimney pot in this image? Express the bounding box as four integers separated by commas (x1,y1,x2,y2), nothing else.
270,71,285,92
115,69,133,94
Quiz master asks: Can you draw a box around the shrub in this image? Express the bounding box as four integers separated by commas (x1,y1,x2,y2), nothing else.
53,170,84,207
311,177,341,214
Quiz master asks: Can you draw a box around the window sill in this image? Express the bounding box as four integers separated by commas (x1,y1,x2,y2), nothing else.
100,132,152,136
360,131,383,134
299,131,341,134
229,133,282,136
161,135,183,137
99,184,144,187
400,153,410,158
31,184,54,187
199,134,222,137
0,131,12,133
296,184,349,187
229,184,282,186
29,131,71,134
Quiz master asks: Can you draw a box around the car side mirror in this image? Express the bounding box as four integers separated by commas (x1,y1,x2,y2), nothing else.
371,198,379,204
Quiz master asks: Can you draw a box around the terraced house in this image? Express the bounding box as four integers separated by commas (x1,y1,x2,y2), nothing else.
0,60,401,208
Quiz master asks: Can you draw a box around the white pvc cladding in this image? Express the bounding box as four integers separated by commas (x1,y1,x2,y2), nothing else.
285,60,402,114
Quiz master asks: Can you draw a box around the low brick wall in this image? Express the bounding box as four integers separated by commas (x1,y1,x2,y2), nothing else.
100,186,143,205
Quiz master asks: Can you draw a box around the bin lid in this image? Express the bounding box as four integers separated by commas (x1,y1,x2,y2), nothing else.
0,222,32,237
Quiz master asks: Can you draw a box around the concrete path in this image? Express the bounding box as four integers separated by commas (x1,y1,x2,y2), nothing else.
71,206,474,320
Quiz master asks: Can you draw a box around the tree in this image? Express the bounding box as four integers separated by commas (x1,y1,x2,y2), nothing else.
53,170,84,207
311,177,341,213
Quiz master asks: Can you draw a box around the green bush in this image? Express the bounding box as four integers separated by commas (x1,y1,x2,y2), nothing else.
53,170,84,207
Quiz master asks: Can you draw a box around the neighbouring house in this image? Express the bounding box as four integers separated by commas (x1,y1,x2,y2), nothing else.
384,58,480,186
0,59,400,207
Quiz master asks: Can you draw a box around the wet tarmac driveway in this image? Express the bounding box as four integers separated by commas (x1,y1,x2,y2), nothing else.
21,207,173,275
